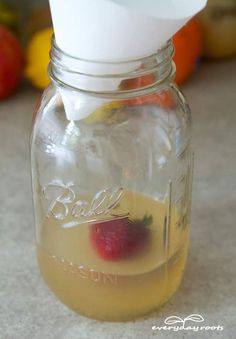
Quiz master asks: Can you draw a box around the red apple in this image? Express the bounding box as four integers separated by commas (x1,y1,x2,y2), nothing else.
0,25,24,100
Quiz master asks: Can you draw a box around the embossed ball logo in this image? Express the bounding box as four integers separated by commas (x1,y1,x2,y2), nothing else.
42,180,129,228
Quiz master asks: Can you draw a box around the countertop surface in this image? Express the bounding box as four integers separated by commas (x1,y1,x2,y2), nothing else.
0,60,236,339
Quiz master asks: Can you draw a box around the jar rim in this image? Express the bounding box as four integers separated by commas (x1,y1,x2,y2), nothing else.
49,37,175,94
51,36,174,65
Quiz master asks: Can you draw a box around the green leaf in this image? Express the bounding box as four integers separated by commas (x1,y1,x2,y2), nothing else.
142,214,153,227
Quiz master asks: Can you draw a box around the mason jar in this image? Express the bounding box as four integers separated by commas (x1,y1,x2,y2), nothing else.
31,39,193,321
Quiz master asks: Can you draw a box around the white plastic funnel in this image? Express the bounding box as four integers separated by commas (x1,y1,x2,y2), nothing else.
49,0,207,121
49,0,207,61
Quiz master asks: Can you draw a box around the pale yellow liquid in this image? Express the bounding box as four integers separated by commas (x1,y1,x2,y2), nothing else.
37,191,189,321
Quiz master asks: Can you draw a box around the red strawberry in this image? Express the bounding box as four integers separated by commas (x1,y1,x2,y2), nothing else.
90,215,152,261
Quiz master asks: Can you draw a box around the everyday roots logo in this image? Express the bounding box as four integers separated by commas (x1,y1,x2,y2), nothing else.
152,314,224,332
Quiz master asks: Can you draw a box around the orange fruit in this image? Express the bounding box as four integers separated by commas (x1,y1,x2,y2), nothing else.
120,74,175,109
173,18,203,85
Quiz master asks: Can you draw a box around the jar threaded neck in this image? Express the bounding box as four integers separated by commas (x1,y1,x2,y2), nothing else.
49,38,175,94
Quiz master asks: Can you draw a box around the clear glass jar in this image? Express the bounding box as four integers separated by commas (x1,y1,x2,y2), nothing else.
31,39,193,321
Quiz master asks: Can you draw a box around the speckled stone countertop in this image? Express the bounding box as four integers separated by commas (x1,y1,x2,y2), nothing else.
0,60,236,339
